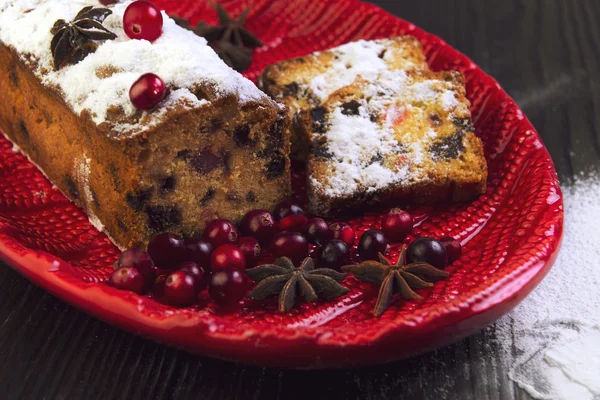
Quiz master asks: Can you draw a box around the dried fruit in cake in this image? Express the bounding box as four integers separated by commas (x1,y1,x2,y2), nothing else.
0,1,291,250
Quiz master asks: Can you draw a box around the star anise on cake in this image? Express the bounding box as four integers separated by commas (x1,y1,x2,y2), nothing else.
50,6,117,70
172,3,262,72
246,257,349,312
342,246,449,317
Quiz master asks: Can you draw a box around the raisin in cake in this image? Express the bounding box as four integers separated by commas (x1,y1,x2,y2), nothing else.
0,0,291,249
259,37,428,160
307,69,487,216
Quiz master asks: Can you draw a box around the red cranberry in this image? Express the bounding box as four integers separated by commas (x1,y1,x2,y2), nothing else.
129,73,166,110
147,232,183,269
181,238,213,269
164,270,196,306
407,237,448,270
304,218,331,245
203,219,238,248
328,222,355,248
115,248,155,288
273,200,305,220
109,267,145,294
317,240,350,270
237,236,261,268
123,0,163,42
276,214,308,233
179,261,208,292
381,209,413,241
153,274,167,297
270,231,308,263
209,267,246,306
211,244,246,271
239,209,276,246
358,230,389,260
440,237,462,264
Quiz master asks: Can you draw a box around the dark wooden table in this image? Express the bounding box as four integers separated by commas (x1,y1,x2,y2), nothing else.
1,1,599,399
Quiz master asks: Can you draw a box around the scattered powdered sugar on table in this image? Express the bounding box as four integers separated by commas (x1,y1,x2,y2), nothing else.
0,0,266,136
495,172,600,400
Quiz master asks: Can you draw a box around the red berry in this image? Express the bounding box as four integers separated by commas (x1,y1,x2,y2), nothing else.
179,261,208,292
273,200,305,220
276,214,308,233
317,240,350,270
270,231,308,263
381,209,413,241
407,237,448,270
239,209,276,246
181,238,213,269
115,248,155,289
358,230,389,260
328,222,355,248
109,267,145,294
209,267,246,306
147,233,183,269
129,73,166,110
211,244,246,271
164,270,197,306
123,0,163,42
440,237,462,264
304,218,331,245
203,219,238,248
153,274,167,297
237,236,261,268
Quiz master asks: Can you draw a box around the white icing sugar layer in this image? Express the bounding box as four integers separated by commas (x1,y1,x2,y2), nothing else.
0,0,267,136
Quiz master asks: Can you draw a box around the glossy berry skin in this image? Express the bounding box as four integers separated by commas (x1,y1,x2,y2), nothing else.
270,231,309,263
209,267,246,306
276,214,308,233
381,209,414,241
211,244,246,271
358,230,389,261
237,236,261,268
304,218,331,245
181,238,213,269
317,240,350,270
129,73,166,110
179,261,208,292
147,233,183,269
123,0,163,42
115,248,155,288
440,237,462,264
203,219,239,248
407,237,448,270
273,200,305,220
109,267,145,294
239,209,276,246
328,222,355,248
164,270,197,306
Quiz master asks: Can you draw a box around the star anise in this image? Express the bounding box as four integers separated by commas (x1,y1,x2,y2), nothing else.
171,3,262,72
246,257,349,312
50,6,117,70
342,246,449,317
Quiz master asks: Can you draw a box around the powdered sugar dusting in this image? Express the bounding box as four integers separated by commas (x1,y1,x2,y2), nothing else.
496,173,600,400
74,153,104,231
0,0,267,136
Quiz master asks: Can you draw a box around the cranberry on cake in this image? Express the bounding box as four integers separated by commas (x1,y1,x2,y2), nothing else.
0,0,291,249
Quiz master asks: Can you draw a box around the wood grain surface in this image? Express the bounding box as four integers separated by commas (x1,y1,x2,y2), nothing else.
1,0,599,399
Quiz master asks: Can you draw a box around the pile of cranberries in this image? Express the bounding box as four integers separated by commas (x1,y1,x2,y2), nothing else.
109,203,462,307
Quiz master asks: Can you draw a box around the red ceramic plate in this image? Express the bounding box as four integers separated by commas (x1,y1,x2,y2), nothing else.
0,0,563,368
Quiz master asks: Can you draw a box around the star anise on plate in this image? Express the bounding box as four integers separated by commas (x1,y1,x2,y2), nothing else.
50,6,117,70
246,257,349,312
342,246,449,317
172,3,262,72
